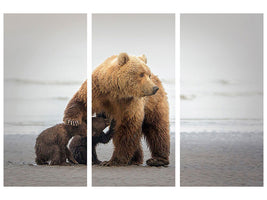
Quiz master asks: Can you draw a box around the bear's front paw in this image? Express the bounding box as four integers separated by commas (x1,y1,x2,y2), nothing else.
64,119,81,126
146,158,169,167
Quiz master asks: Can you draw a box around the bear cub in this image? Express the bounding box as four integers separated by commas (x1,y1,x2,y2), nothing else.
92,116,115,165
68,116,115,165
35,122,87,165
69,135,87,164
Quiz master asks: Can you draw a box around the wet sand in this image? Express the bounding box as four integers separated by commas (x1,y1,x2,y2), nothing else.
92,138,175,186
180,131,263,186
5,134,175,187
4,134,87,186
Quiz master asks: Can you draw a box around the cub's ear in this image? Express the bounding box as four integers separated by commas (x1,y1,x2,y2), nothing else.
118,53,129,66
138,54,147,64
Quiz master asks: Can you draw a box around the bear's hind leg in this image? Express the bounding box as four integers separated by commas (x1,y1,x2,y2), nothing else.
129,143,143,165
50,145,67,165
35,144,49,165
35,157,48,165
101,122,142,166
143,120,170,167
65,147,78,164
74,146,87,164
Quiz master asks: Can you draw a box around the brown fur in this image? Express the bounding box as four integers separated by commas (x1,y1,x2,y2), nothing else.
92,117,115,165
35,123,87,165
68,117,115,165
63,80,87,126
92,53,170,166
69,135,87,164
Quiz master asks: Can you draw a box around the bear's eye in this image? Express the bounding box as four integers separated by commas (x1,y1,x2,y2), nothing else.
140,73,144,77
149,74,151,78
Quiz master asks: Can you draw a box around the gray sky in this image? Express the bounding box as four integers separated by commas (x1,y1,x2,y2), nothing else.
181,14,263,84
92,14,175,81
4,14,87,82
181,14,263,119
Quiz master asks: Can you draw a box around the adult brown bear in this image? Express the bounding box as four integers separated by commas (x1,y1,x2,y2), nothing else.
92,53,170,166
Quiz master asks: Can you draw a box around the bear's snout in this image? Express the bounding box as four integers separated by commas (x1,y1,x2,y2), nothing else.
152,86,159,94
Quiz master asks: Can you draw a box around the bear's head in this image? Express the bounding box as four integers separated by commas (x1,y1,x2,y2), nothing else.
111,53,159,98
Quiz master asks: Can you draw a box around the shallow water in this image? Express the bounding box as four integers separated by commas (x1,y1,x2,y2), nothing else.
4,79,83,135
4,80,175,135
181,119,263,133
181,79,263,119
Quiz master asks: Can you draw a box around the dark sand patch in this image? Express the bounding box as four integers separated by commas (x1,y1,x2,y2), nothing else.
180,131,263,186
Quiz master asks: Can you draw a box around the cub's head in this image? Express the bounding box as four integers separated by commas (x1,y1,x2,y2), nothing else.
113,53,159,98
92,117,109,137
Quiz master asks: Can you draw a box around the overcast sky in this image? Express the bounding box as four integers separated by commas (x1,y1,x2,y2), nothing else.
181,14,263,85
4,14,87,82
92,14,175,81
181,14,263,119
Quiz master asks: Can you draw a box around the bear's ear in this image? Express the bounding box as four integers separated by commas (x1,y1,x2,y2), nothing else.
138,54,147,64
117,53,129,66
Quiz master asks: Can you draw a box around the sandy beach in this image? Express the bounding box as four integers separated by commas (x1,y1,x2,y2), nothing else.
92,137,175,186
4,134,87,186
180,131,263,186
4,134,175,187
